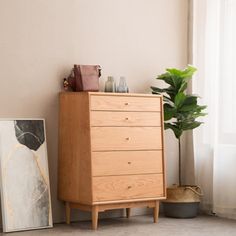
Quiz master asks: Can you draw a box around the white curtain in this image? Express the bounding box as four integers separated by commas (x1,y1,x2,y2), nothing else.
192,0,236,218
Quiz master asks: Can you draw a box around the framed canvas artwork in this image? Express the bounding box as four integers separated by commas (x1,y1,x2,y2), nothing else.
0,119,53,232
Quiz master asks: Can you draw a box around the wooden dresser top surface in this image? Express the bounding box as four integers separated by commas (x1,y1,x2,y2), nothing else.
60,91,162,98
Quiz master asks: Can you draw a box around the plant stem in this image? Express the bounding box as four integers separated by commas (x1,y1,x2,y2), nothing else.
178,138,182,186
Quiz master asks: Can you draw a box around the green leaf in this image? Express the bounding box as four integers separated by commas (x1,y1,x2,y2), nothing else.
166,65,197,80
183,95,198,105
151,87,174,101
151,65,207,141
165,123,183,138
179,103,198,112
163,96,173,103
181,121,202,130
151,86,175,95
179,82,188,92
182,65,197,79
151,85,176,102
164,104,176,121
152,91,160,95
164,110,173,121
196,105,207,111
166,68,183,77
172,75,184,91
151,86,166,93
191,113,208,119
174,92,186,108
156,73,175,87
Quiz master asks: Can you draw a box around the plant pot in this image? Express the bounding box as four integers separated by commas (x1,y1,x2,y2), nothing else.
162,185,203,218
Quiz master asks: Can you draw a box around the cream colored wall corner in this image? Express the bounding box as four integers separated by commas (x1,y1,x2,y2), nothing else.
0,0,188,223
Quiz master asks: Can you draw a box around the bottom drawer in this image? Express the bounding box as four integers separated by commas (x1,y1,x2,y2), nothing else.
93,174,164,202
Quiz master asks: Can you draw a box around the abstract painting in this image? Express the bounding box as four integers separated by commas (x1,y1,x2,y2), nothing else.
0,119,53,232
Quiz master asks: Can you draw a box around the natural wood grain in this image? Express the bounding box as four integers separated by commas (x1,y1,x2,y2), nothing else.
70,203,92,211
93,174,164,202
92,205,99,230
58,92,166,229
65,200,157,229
65,202,71,225
92,150,163,176
90,95,161,111
88,92,163,98
160,97,167,198
67,200,156,211
91,127,162,151
93,197,166,205
90,111,161,127
58,92,92,204
153,201,160,223
97,201,156,211
126,208,131,218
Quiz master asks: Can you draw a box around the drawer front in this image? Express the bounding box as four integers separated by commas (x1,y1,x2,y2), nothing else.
93,174,164,202
90,111,161,127
92,150,163,176
90,95,161,112
91,127,162,151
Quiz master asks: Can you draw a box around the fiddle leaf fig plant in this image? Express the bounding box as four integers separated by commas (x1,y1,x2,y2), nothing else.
151,65,207,186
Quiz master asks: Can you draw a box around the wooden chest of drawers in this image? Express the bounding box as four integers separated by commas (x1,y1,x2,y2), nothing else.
58,92,166,229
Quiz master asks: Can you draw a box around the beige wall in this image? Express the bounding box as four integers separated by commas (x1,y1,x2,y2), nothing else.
0,0,188,223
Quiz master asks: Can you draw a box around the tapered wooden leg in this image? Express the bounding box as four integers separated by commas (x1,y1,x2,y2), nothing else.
126,208,131,218
65,202,71,224
92,205,99,230
153,201,159,223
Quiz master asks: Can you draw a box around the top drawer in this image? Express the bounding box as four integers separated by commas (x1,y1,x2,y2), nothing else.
90,95,161,112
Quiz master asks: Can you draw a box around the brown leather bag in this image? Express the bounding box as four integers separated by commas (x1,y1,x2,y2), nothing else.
64,65,101,91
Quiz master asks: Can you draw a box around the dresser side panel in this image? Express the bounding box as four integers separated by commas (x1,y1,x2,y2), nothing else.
58,93,92,204
160,96,167,198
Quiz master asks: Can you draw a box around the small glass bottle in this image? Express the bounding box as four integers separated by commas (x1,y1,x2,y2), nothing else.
117,76,129,93
105,76,116,92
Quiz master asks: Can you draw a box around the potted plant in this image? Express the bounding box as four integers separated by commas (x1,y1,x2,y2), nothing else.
151,65,207,218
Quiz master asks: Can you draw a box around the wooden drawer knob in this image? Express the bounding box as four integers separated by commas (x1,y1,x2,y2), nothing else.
124,102,129,105
127,186,132,189
126,137,130,141
125,117,129,120
128,162,131,165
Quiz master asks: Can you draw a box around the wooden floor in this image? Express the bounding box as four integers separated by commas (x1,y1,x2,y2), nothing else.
2,215,236,236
